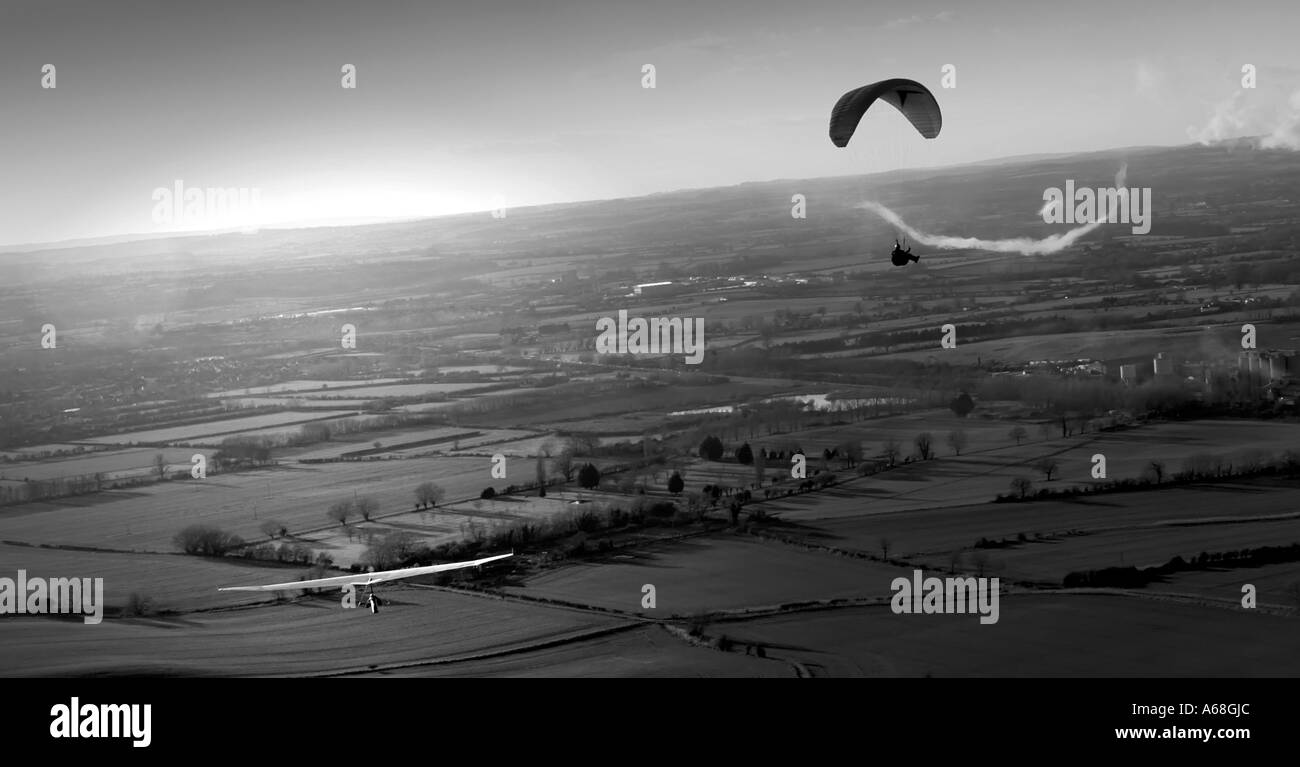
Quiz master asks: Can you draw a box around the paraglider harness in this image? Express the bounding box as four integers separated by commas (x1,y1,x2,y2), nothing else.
891,237,917,266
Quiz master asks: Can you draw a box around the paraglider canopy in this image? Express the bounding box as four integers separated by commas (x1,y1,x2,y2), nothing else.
829,78,942,147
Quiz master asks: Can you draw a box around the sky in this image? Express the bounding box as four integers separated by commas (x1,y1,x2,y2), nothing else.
1,0,1298,246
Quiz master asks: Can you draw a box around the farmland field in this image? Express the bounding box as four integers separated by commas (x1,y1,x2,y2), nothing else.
0,542,298,612
781,481,1300,558
80,411,359,446
435,365,531,374
294,383,495,398
298,493,590,566
714,594,1300,677
0,443,110,460
0,447,198,482
280,427,501,461
725,418,1300,522
207,379,407,397
1157,563,1300,605
971,517,1300,583
376,624,790,677
0,587,626,676
453,432,558,457
508,536,916,615
0,456,504,552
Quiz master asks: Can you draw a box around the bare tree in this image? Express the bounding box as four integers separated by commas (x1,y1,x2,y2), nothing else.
972,550,990,577
355,495,379,521
1034,458,1059,482
841,441,862,469
947,429,968,456
1010,477,1034,499
571,434,599,455
882,437,902,467
154,453,168,481
1008,426,1027,445
553,450,574,483
327,500,353,527
914,432,934,461
1148,460,1165,484
414,481,445,508
880,537,892,560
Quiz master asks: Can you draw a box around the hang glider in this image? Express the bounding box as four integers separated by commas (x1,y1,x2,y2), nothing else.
218,552,514,593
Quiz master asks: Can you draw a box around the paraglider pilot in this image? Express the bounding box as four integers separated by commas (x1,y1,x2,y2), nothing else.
891,238,919,266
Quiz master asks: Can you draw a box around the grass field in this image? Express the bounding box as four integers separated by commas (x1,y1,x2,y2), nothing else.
968,517,1300,583
715,594,1300,677
377,624,789,677
299,493,587,566
876,324,1244,365
453,432,559,457
80,411,359,446
213,397,375,409
786,481,1300,559
0,443,109,460
434,365,531,374
0,587,626,676
732,418,1300,521
279,427,500,461
1158,563,1300,606
0,455,504,552
508,535,915,616
207,379,407,397
0,542,297,612
0,447,197,482
294,382,494,398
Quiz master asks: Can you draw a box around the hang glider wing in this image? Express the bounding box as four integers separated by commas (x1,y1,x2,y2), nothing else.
218,552,514,592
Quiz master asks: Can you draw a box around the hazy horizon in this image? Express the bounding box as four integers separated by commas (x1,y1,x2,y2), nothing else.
0,140,1171,253
3,0,1298,247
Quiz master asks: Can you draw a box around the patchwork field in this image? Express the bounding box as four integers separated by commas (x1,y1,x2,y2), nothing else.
0,456,505,552
727,418,1300,521
969,517,1300,583
298,492,595,566
3,402,1297,678
786,481,1300,559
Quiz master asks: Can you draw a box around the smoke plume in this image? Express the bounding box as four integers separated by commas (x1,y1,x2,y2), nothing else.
857,165,1129,256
